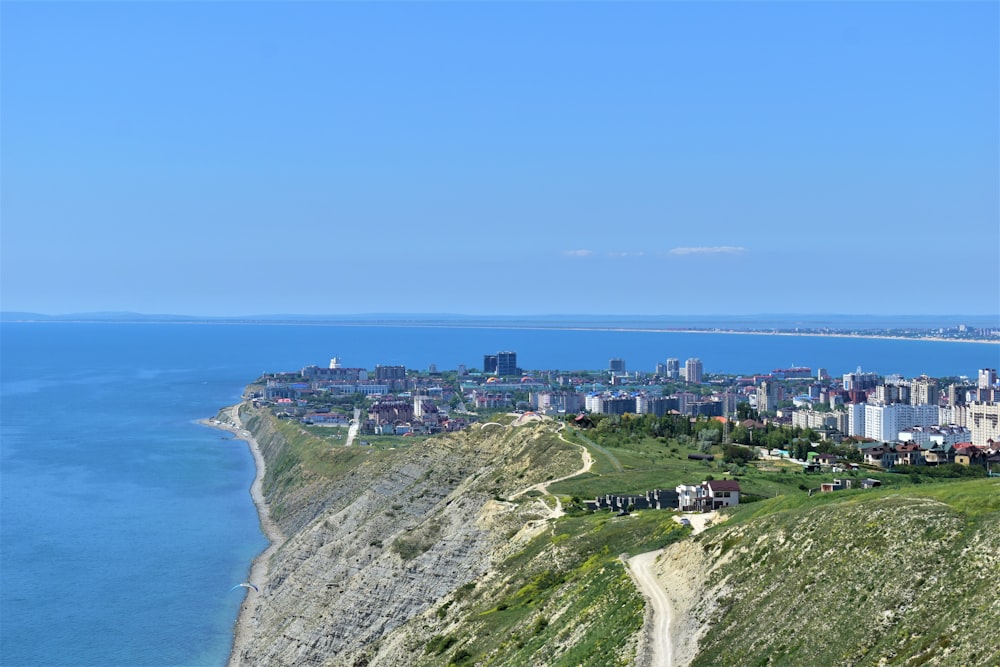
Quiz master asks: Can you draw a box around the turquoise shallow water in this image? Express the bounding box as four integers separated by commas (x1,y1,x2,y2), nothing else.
1,322,996,666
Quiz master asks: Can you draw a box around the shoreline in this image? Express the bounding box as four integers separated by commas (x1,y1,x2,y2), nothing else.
5,319,997,344
200,403,285,667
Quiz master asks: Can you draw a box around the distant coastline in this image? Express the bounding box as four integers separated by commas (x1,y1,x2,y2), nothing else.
199,405,285,667
4,315,997,345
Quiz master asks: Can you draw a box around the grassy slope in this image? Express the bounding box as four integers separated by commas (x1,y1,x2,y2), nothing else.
400,510,688,667
690,478,1000,667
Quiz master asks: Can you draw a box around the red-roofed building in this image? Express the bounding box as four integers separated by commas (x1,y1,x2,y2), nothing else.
705,479,741,509
676,479,741,511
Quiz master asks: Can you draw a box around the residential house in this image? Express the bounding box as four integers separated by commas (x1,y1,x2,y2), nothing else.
676,479,741,512
820,478,852,493
894,442,925,466
953,443,986,467
814,453,839,467
705,479,741,509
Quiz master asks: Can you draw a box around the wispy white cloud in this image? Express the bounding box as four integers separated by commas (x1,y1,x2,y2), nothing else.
668,246,747,256
607,251,646,258
563,249,595,257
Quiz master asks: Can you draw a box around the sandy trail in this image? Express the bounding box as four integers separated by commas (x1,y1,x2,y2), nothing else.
203,403,286,667
629,550,674,667
509,421,594,519
344,407,361,446
627,512,718,667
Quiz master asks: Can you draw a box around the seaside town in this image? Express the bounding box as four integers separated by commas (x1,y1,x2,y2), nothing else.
253,352,1000,510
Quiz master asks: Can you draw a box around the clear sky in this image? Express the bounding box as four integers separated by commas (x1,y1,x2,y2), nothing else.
2,1,997,317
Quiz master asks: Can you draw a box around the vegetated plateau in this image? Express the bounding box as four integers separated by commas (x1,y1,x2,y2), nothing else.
230,401,1000,667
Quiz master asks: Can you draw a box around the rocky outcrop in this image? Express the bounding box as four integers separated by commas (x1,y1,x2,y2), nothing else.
233,410,580,667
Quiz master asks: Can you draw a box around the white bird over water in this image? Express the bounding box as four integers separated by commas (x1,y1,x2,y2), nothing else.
230,583,259,593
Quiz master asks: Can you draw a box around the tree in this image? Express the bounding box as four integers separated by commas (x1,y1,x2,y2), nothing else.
697,428,721,444
723,444,756,465
792,438,811,461
736,403,759,421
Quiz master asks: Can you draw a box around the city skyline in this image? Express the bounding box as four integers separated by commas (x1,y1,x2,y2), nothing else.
2,2,997,316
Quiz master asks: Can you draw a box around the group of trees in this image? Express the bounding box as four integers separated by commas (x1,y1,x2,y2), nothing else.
576,411,865,464
579,412,724,441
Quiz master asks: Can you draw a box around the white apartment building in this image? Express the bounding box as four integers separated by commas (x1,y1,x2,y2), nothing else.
978,368,997,389
897,425,971,448
792,409,849,433
968,401,1000,446
851,402,940,442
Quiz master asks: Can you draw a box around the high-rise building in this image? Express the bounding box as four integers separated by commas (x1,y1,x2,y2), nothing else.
843,368,880,391
374,365,406,381
609,358,626,374
483,355,498,374
978,368,997,389
666,358,680,379
757,381,783,413
636,395,679,416
910,376,939,406
685,358,703,384
968,401,1000,446
858,402,940,442
874,383,909,405
948,383,969,407
497,351,518,376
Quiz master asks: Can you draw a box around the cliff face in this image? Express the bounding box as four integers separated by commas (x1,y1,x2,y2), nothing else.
233,409,580,667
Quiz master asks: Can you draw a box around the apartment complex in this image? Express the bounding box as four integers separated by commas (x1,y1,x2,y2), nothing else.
685,358,703,384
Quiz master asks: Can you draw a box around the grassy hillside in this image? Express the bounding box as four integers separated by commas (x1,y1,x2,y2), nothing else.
382,509,687,667
689,478,1000,667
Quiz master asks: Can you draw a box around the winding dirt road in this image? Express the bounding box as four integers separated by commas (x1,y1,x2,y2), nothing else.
629,550,675,667
509,421,594,519
628,513,718,667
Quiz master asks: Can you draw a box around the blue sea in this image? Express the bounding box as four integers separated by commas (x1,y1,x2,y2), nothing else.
1,322,997,666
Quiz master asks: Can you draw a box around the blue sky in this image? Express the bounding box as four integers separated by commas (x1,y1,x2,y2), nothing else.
2,1,997,317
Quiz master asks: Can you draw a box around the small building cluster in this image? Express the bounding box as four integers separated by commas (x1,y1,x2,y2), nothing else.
586,479,742,514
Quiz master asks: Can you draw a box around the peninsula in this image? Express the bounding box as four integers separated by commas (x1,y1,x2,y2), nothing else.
215,356,1000,666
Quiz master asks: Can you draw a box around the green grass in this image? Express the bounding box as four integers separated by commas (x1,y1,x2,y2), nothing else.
689,478,1000,667
245,409,404,492
412,510,687,667
551,426,992,516
905,477,1000,516
299,423,350,438
359,433,427,448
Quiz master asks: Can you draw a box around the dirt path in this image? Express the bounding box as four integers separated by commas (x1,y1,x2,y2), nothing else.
628,551,675,667
574,431,624,473
627,512,719,667
344,407,361,446
509,421,593,519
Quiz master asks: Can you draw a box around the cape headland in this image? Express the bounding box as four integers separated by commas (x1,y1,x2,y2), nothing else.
213,394,1000,667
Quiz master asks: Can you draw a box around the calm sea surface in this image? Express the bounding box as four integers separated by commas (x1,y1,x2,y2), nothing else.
1,322,997,666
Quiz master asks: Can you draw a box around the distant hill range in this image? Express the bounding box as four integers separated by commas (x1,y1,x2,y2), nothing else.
2,311,997,331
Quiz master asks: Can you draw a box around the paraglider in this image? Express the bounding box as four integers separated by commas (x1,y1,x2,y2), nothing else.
230,582,259,593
